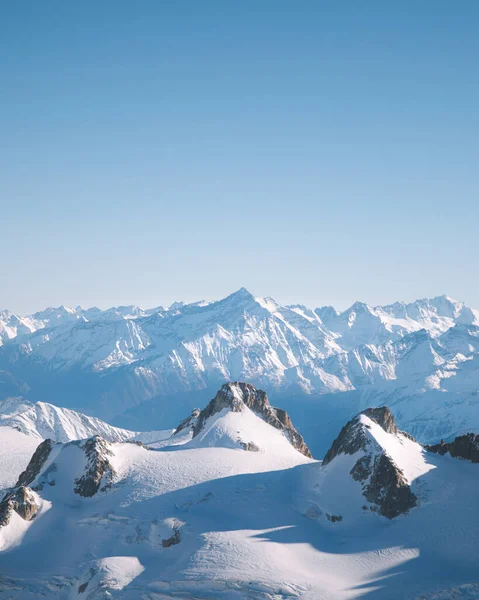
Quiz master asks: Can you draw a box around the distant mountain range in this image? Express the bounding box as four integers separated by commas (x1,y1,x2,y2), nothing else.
1,289,478,456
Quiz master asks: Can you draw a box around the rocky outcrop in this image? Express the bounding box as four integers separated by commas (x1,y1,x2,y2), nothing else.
362,454,417,519
192,382,312,458
74,436,115,497
322,415,370,467
0,486,39,526
362,407,398,434
426,433,479,463
162,528,180,547
241,441,260,452
322,407,417,518
174,408,200,435
0,440,53,529
16,438,55,487
323,407,415,466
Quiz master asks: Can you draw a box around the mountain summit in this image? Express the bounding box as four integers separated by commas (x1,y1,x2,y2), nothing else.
190,382,312,457
306,407,434,520
1,291,479,453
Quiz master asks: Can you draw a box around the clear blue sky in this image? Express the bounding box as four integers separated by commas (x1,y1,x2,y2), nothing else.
2,1,478,313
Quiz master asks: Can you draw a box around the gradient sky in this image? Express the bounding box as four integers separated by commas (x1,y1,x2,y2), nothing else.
2,1,478,314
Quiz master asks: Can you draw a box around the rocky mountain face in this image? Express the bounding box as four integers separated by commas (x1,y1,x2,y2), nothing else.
0,434,117,557
322,406,414,466
352,452,417,519
1,290,479,451
73,436,115,497
426,433,479,463
0,486,39,526
0,438,54,533
174,408,200,435
16,438,55,487
2,435,116,506
191,382,312,457
319,407,421,519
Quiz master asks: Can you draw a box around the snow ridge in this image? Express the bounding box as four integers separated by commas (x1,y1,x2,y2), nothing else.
1,290,479,447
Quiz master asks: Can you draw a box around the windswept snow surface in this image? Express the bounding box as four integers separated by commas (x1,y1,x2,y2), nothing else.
1,419,478,599
189,404,305,455
0,427,40,496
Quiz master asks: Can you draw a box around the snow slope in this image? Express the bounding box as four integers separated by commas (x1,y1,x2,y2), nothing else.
0,397,136,442
0,395,478,599
0,427,40,496
0,397,173,445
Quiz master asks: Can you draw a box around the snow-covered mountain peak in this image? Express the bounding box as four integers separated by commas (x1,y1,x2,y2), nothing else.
189,382,312,457
230,286,254,299
316,407,431,519
31,305,80,325
215,287,260,311
360,406,400,434
315,305,340,323
429,294,463,318
322,406,402,467
2,434,117,515
2,291,479,451
0,397,140,443
347,301,372,315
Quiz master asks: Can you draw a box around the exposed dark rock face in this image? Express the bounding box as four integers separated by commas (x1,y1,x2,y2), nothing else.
162,528,180,547
16,439,55,487
192,382,312,458
323,406,415,466
363,454,417,519
174,408,200,435
125,440,147,448
0,440,54,528
350,455,372,481
426,433,479,463
241,441,260,452
322,417,369,467
323,406,417,519
326,513,343,523
0,499,11,527
74,436,115,497
361,407,398,434
0,486,39,526
78,581,88,593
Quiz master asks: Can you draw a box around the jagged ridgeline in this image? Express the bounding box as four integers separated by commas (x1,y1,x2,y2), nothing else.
0,382,311,543
309,406,479,523
1,290,479,456
320,407,419,518
186,382,312,457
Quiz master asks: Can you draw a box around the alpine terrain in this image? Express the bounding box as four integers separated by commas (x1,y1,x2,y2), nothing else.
0,382,478,599
1,290,479,456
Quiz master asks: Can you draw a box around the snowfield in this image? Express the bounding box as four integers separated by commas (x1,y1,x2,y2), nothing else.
0,383,478,599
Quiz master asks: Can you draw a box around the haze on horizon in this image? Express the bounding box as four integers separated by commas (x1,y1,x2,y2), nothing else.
2,1,478,314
